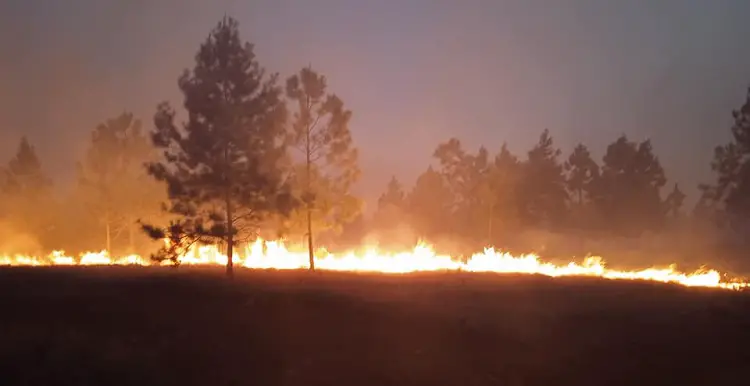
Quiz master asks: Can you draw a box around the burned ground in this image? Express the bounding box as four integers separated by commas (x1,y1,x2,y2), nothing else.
0,267,749,386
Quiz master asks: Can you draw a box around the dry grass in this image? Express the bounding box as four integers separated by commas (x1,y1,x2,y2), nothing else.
1,267,749,385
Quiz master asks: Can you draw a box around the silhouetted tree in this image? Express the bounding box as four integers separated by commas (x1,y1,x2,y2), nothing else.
694,185,718,221
596,135,667,235
433,138,468,217
143,17,292,276
377,176,405,210
472,147,501,243
284,66,360,270
700,87,750,231
434,139,494,240
519,129,568,228
78,112,166,255
434,140,526,243
466,147,499,241
374,176,406,224
407,166,452,240
489,144,523,240
3,137,51,196
663,183,685,218
563,143,599,230
1,137,55,248
372,176,410,247
564,143,599,206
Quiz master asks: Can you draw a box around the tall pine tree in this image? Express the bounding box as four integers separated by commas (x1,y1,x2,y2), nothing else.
3,137,51,197
433,139,492,240
489,144,523,241
563,143,599,230
597,135,666,235
519,129,568,228
1,137,55,249
663,183,685,219
373,176,406,227
143,17,291,277
432,138,467,219
700,86,750,231
564,143,599,206
377,176,406,211
407,166,452,240
372,176,411,247
285,66,360,271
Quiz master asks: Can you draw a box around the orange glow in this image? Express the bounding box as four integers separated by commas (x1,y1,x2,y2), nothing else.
1,238,746,290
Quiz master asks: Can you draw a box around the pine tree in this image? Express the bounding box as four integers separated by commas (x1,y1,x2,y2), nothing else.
377,176,405,210
700,86,750,229
663,183,686,218
489,143,522,239
471,147,496,242
3,137,51,196
407,166,452,240
564,143,599,206
432,138,466,218
372,176,410,247
142,17,292,277
433,138,492,239
519,129,568,228
78,112,166,255
1,137,55,248
285,66,360,271
373,176,406,225
694,184,718,221
597,135,667,235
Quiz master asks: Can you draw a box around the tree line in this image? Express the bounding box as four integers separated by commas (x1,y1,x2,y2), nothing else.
1,17,750,274
372,130,682,250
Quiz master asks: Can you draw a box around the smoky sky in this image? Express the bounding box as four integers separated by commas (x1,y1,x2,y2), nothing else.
1,0,750,209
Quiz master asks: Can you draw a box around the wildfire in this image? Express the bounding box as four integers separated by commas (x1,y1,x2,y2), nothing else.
0,239,746,290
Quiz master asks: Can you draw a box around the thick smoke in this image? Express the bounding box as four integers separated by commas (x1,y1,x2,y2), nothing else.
0,220,43,256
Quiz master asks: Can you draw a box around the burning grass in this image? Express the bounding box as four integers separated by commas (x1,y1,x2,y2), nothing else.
1,238,748,290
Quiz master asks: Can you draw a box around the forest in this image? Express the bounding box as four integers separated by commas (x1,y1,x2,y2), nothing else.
1,17,750,274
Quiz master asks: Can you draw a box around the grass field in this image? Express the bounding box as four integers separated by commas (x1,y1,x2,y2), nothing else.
1,267,749,386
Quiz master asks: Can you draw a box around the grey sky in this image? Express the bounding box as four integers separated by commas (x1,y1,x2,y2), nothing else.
1,0,749,209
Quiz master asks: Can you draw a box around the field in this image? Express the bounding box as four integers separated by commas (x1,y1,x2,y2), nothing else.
1,268,749,386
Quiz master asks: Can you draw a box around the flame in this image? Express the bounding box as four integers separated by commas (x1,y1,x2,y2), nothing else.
0,239,746,290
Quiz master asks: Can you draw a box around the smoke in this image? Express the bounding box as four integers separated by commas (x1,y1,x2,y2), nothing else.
346,204,750,277
361,222,419,250
488,225,750,276
0,220,43,255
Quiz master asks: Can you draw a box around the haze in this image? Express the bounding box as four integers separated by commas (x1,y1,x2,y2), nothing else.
2,0,750,208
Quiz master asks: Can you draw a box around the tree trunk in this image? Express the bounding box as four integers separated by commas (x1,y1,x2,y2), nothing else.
307,205,314,271
223,142,234,278
225,192,234,278
305,95,315,272
226,235,234,278
127,220,135,254
487,201,494,244
105,211,112,256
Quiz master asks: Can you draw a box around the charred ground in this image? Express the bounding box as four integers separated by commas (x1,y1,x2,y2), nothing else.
1,268,749,386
